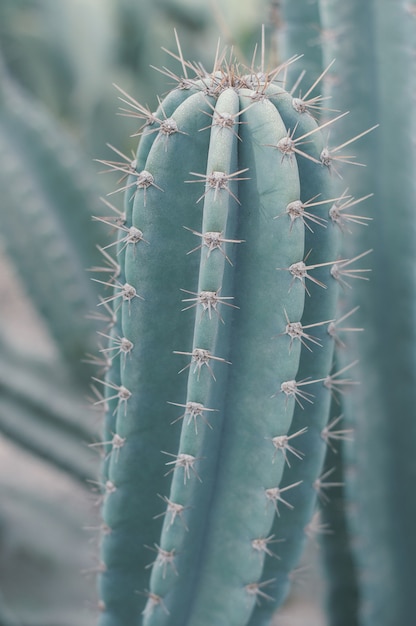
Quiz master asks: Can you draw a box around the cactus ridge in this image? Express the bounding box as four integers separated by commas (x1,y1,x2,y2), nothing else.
94,44,368,626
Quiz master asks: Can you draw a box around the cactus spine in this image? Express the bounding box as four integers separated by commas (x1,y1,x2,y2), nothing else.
96,42,367,626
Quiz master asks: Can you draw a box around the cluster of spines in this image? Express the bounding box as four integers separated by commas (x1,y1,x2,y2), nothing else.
88,36,373,626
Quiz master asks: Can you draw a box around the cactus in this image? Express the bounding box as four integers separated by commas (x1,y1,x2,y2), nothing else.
95,36,372,625
315,1,416,625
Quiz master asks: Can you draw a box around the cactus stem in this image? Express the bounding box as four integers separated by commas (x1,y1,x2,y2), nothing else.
162,451,203,484
265,481,303,516
168,401,219,432
153,494,190,530
266,427,308,466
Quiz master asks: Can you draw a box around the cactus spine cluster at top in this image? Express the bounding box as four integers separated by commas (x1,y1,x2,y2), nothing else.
94,38,372,626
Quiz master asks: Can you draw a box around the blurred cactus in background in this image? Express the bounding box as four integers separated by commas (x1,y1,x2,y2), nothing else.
0,1,414,626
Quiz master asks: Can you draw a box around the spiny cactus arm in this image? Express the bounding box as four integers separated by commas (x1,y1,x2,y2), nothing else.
319,1,416,623
97,46,370,624
246,85,343,625
98,91,214,624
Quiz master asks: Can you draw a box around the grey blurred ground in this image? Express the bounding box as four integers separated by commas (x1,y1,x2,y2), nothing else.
0,247,326,625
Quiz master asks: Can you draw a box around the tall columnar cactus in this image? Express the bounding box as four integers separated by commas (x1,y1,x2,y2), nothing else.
94,40,371,626
316,1,416,625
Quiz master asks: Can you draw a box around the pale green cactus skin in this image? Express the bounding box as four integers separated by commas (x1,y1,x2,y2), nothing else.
95,48,362,626
317,1,416,625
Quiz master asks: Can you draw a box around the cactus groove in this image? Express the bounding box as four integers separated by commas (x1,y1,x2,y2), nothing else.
95,42,367,626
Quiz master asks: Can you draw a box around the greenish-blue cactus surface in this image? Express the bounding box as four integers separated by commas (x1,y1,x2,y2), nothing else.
317,1,416,625
94,42,368,626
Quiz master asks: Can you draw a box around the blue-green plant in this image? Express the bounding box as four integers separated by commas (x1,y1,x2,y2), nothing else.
94,35,373,625
316,1,416,625
277,2,416,625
